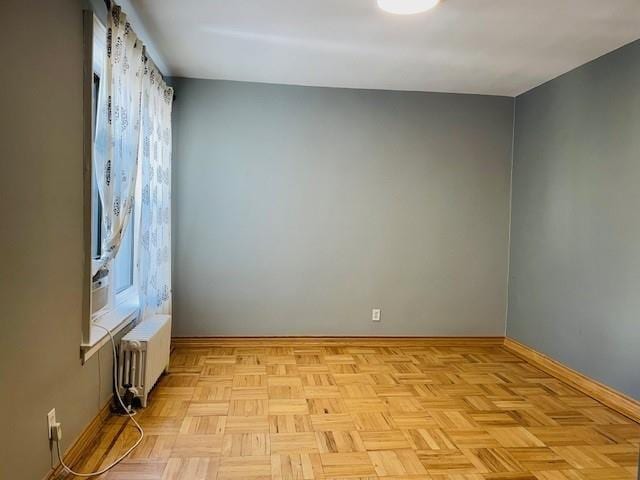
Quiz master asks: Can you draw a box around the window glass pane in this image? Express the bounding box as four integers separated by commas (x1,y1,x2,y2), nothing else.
91,173,102,259
92,58,103,259
114,218,134,294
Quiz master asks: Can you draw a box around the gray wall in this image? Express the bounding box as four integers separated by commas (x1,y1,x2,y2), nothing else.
0,2,116,479
172,78,514,336
507,40,640,400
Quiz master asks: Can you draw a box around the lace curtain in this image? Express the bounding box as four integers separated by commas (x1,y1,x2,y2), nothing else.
94,1,173,318
93,5,144,274
139,63,173,318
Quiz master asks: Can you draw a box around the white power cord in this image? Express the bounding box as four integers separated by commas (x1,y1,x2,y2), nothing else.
53,324,144,477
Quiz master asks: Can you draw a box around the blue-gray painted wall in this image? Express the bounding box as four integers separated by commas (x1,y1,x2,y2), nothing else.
507,40,640,400
171,79,514,337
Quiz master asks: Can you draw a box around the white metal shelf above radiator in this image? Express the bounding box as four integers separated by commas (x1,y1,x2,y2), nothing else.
122,316,170,342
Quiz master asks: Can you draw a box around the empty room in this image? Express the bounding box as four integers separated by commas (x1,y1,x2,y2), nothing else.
2,0,640,479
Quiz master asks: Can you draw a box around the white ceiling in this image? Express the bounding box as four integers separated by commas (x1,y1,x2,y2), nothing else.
131,0,640,97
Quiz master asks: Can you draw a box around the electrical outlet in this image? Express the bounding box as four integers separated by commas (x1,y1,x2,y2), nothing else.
47,408,56,439
372,308,381,322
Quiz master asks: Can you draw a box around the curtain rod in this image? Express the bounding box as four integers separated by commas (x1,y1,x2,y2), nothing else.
102,0,175,101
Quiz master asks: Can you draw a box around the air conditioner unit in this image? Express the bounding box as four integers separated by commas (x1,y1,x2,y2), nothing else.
91,269,109,314
118,315,171,407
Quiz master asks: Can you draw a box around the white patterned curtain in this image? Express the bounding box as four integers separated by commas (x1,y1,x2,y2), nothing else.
139,62,173,318
93,4,144,274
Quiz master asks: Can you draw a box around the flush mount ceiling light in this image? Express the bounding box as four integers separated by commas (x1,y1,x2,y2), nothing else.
378,0,440,15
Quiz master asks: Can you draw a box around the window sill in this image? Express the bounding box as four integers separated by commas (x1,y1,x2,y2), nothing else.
81,292,140,363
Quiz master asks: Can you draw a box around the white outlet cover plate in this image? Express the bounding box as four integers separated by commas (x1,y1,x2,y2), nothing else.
372,309,381,322
47,409,56,439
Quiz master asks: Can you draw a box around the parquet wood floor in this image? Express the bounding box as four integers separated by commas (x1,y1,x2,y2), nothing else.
56,341,639,480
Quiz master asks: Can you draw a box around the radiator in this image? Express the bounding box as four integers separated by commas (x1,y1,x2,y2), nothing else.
118,314,171,407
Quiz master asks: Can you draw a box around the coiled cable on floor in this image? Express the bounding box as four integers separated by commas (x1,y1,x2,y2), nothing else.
53,324,144,477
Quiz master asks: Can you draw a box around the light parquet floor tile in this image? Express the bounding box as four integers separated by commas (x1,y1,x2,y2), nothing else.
57,340,640,480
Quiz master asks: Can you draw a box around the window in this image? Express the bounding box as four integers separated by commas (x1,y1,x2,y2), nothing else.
91,14,137,305
91,73,102,260
83,14,140,358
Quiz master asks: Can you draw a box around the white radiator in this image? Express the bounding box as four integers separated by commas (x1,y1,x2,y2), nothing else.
118,315,171,407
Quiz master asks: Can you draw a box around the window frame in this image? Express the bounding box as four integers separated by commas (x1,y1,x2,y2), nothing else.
82,12,140,361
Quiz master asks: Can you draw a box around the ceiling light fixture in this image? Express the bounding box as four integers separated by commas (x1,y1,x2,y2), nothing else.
377,0,440,15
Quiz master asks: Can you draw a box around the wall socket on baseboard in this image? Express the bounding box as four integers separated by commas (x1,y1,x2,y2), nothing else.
372,308,381,322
